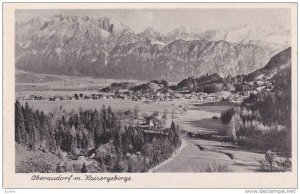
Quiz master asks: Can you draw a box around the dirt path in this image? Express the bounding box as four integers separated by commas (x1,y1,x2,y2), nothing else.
152,104,265,172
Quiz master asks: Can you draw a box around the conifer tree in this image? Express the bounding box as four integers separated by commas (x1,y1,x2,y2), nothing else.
112,155,123,172
15,100,25,144
127,161,133,172
56,163,62,173
81,163,87,173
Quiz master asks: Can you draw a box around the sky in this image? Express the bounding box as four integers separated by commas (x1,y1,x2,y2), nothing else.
16,9,291,33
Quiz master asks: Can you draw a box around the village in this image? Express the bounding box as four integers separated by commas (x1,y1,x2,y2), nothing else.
17,89,238,102
16,80,272,104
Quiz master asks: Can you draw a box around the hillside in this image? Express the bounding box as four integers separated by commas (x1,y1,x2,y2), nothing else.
175,73,231,93
244,47,291,81
15,143,60,173
16,70,66,83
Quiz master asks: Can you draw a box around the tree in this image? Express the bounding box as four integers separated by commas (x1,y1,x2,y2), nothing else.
70,124,77,153
169,121,180,146
74,93,79,100
77,120,86,149
112,154,123,172
133,105,141,119
81,163,87,173
161,109,168,128
101,105,107,129
56,163,62,173
22,102,38,150
265,150,276,171
220,108,235,124
171,108,176,120
15,100,25,144
127,161,133,172
113,125,122,151
39,111,48,147
229,113,242,143
23,102,32,146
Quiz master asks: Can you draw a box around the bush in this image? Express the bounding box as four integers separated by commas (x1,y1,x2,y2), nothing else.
220,108,235,124
275,158,292,170
211,116,219,121
197,162,232,172
228,113,242,142
94,142,116,165
257,151,291,172
81,163,87,173
265,150,276,168
258,160,280,172
258,159,291,172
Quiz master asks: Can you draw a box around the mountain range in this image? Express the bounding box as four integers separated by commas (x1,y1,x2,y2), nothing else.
16,15,291,81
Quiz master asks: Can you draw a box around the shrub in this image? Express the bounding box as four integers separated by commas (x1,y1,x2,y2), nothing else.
197,162,232,172
258,160,276,172
211,116,219,121
220,108,235,124
275,158,292,170
265,150,276,170
95,142,116,165
81,163,87,173
258,157,291,172
228,113,242,142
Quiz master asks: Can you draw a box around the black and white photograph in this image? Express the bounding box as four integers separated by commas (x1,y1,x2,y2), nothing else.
13,7,294,173
2,2,298,189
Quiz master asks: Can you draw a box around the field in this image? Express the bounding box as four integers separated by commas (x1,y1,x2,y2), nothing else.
19,99,192,115
16,70,143,93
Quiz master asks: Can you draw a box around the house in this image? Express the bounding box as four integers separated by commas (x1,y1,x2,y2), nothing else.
49,96,62,101
34,95,43,100
118,89,130,94
66,96,73,100
84,95,91,99
107,95,114,99
256,86,266,92
73,94,79,100
28,95,36,100
54,97,61,101
142,129,168,141
139,116,160,131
